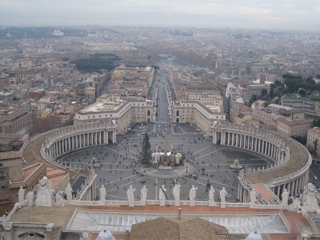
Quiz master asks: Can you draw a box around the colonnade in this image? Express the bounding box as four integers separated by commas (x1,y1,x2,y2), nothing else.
212,122,311,203
215,130,286,163
45,129,115,158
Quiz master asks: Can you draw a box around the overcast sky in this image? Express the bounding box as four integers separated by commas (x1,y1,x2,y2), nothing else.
0,0,319,31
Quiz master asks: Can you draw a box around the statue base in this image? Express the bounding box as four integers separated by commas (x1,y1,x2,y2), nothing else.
160,200,166,206
209,200,216,207
190,200,195,206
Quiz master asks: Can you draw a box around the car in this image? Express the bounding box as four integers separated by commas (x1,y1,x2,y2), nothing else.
315,176,318,180
158,125,161,128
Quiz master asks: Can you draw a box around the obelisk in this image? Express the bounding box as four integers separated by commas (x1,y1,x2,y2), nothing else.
164,128,168,156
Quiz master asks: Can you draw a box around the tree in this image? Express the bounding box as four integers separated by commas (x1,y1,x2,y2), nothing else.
274,80,283,87
282,74,302,80
151,65,159,70
139,132,152,166
261,89,268,96
298,88,307,96
269,84,274,98
306,76,315,85
291,135,307,145
248,94,257,106
313,139,318,156
313,119,320,127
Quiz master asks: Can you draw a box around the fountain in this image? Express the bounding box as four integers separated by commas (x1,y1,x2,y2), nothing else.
230,159,243,170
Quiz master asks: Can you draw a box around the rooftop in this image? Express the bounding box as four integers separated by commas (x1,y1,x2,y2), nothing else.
8,205,310,240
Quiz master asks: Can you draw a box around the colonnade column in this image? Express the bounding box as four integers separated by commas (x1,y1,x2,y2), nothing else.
231,133,235,146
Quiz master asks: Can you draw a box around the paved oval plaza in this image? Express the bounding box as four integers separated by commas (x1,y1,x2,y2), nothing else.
58,123,274,202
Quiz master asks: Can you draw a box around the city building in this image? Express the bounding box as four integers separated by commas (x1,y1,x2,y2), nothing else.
229,105,252,125
252,104,313,137
307,127,320,156
281,94,320,116
0,108,33,134
28,89,46,99
172,100,225,135
74,94,155,133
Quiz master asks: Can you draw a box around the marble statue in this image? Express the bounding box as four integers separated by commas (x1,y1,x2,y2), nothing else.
209,186,215,201
281,188,289,206
250,189,257,205
18,186,25,205
159,185,167,206
173,183,180,206
65,183,73,203
99,185,107,203
127,185,136,207
220,187,228,208
209,186,215,206
35,176,53,207
55,191,65,206
289,197,301,212
302,183,319,212
26,191,34,206
189,185,198,201
140,185,148,206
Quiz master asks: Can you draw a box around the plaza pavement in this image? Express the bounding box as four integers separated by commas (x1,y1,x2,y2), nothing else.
59,123,274,202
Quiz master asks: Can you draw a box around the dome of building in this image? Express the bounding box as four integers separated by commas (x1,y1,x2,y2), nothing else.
96,229,115,240
245,231,263,240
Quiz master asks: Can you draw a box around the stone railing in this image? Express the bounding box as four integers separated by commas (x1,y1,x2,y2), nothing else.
68,199,289,210
279,210,291,233
75,172,97,201
6,203,21,221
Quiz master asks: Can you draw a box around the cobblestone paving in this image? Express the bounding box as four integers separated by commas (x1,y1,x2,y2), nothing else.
58,123,273,202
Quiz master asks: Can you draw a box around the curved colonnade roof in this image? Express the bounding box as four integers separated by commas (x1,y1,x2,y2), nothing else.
23,134,50,167
245,135,310,184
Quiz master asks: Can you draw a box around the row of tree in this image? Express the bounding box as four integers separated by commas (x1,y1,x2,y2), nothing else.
71,53,121,73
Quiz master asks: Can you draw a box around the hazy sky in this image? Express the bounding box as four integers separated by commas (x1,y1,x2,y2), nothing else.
1,0,319,31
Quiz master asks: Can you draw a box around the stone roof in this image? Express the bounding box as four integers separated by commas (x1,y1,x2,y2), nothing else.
130,217,228,240
277,117,313,126
278,108,304,114
0,151,21,160
246,136,310,184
